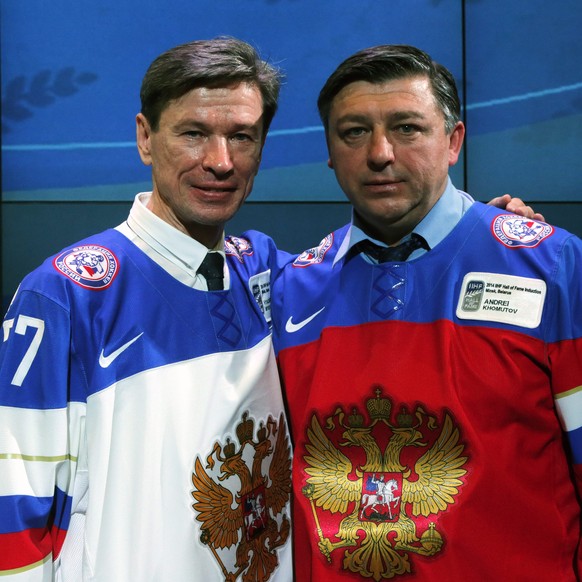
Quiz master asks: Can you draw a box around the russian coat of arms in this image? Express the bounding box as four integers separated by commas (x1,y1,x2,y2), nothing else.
302,387,468,579
192,412,291,581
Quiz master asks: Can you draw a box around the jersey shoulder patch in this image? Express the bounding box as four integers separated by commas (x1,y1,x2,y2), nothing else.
491,215,554,248
293,234,334,268
225,236,254,263
53,245,119,290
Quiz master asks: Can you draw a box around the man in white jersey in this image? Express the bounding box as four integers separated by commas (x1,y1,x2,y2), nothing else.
0,38,292,581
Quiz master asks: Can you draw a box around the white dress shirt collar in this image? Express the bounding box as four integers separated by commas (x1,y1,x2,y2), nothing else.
116,192,228,290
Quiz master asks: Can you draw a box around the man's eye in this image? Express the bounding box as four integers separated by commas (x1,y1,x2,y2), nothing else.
231,133,253,143
184,130,203,138
342,127,367,139
397,124,420,135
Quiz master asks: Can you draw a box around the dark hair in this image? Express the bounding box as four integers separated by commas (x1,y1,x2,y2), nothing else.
140,37,282,136
317,44,461,134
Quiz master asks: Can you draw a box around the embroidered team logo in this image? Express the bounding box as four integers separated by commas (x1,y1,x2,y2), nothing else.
191,412,291,580
53,245,118,290
293,234,333,267
492,215,554,248
302,386,468,579
225,236,254,262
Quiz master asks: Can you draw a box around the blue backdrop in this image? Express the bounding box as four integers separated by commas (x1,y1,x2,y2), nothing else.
2,0,582,202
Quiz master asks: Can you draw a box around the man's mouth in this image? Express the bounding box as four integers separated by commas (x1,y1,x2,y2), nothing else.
191,183,237,194
364,177,403,186
363,179,404,193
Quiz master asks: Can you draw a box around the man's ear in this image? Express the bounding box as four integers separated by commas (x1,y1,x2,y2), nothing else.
448,121,465,167
327,157,334,169
136,113,153,166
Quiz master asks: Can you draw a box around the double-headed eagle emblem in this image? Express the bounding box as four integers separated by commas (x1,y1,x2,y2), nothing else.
192,412,291,581
302,387,468,579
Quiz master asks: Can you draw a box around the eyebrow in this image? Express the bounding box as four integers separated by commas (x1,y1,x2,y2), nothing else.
335,110,428,125
389,111,427,122
174,119,263,134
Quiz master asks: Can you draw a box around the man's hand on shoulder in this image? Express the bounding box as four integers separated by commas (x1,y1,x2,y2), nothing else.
488,194,545,222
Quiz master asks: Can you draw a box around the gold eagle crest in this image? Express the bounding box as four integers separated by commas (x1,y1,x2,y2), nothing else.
192,412,291,581
302,387,468,579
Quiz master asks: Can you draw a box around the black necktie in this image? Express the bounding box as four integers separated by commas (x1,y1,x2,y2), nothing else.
197,252,224,290
352,233,429,263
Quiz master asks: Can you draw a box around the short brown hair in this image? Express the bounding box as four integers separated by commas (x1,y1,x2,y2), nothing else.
140,37,283,136
317,44,461,134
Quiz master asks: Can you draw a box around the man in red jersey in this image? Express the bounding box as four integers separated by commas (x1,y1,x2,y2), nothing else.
272,44,581,581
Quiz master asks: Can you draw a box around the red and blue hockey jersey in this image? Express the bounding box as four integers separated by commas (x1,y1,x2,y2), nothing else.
272,202,582,581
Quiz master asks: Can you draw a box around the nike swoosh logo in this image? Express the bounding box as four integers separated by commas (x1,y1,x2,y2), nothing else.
285,307,325,333
99,333,144,368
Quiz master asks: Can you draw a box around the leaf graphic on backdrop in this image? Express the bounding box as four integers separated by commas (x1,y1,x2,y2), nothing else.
2,67,99,133
27,70,56,106
3,76,33,121
53,67,79,97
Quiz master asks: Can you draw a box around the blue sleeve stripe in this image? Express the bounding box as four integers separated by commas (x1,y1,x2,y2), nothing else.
567,424,582,464
0,489,72,534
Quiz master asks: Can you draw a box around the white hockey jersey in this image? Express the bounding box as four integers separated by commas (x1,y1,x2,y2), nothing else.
0,226,292,581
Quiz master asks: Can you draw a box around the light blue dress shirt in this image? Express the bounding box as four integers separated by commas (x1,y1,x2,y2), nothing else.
335,177,474,264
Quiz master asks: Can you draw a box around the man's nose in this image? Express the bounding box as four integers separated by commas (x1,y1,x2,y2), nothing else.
202,137,234,175
367,132,395,169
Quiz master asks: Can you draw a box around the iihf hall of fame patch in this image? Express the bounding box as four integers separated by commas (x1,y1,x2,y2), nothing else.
53,245,119,290
491,215,554,248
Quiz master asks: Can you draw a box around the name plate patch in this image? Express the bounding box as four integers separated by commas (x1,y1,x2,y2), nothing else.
249,270,271,324
456,272,546,329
